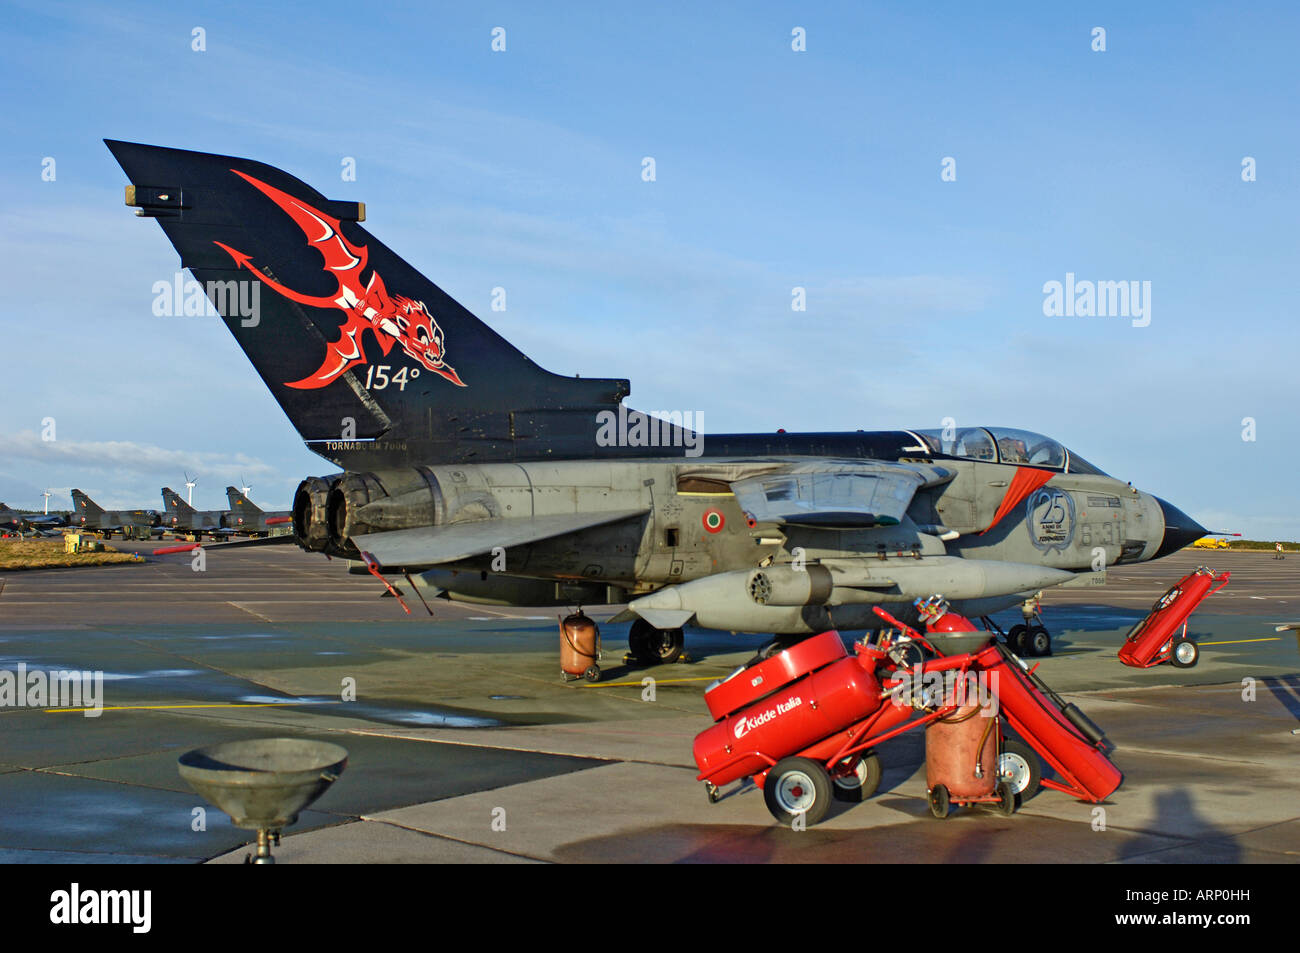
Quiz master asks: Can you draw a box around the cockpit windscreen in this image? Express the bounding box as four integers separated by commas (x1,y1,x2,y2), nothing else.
910,427,1106,475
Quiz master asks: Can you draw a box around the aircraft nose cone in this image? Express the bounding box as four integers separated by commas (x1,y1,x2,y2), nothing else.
1153,497,1207,560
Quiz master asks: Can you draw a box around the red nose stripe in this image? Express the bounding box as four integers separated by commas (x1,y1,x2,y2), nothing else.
980,467,1055,536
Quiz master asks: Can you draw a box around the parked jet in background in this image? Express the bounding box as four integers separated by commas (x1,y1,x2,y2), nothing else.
160,487,231,539
111,140,1207,663
0,503,65,536
224,487,291,535
69,490,157,540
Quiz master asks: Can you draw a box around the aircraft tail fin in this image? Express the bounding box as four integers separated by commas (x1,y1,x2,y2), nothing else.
106,140,631,468
226,487,262,514
70,490,104,516
161,487,195,516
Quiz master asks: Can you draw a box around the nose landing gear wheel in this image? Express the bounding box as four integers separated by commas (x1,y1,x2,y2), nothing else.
1170,637,1199,668
764,757,832,827
1026,624,1052,657
831,752,882,803
1007,625,1030,656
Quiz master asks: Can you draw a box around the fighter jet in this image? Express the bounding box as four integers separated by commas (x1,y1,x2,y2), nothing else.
160,487,231,539
223,487,291,535
0,503,65,536
109,141,1207,662
69,490,158,540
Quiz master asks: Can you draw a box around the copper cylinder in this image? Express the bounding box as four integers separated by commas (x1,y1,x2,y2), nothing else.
925,706,998,799
559,612,600,676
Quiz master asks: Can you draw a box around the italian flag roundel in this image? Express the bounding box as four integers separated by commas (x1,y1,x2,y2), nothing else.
703,508,725,533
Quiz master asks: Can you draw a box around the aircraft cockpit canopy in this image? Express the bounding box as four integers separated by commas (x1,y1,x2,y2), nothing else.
910,427,1107,475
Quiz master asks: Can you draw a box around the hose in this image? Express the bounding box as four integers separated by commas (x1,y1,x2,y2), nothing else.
975,715,997,778
939,704,982,724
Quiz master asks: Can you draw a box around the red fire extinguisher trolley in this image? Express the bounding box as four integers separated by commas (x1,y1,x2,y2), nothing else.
694,629,972,826
694,602,1124,826
1118,568,1229,669
880,604,1122,812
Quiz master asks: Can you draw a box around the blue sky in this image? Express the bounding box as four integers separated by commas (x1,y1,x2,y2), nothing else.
1,1,1296,537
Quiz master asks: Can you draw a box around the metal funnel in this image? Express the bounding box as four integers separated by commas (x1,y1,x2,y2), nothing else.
179,738,347,862
925,630,994,656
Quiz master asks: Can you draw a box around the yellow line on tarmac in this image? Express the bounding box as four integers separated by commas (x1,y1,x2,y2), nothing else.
43,701,337,714
1198,637,1283,646
585,675,721,688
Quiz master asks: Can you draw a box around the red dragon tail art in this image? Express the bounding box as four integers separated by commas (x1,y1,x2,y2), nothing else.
213,169,465,390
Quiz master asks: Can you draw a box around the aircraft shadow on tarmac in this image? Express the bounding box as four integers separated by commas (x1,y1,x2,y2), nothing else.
1116,789,1242,864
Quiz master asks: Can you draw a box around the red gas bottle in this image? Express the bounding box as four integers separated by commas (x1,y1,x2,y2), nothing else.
918,596,994,657
1118,568,1229,669
694,632,883,788
704,630,847,721
973,643,1121,802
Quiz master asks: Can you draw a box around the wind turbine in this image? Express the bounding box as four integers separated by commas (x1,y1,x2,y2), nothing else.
42,490,51,514
185,472,197,506
240,476,252,499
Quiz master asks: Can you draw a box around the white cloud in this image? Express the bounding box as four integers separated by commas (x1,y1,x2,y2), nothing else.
6,430,277,478
1,431,289,510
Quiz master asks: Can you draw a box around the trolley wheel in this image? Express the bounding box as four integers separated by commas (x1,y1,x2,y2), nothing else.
705,782,720,804
832,752,882,803
997,738,1042,801
928,784,950,819
582,665,601,682
1169,637,1199,668
1007,624,1030,655
1026,625,1052,657
764,757,832,827
996,781,1017,816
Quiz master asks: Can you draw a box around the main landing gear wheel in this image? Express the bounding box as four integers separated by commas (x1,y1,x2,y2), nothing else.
627,621,651,661
832,752,882,803
764,757,832,827
628,618,685,665
998,739,1041,802
1026,624,1052,657
928,784,950,819
1170,637,1199,668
